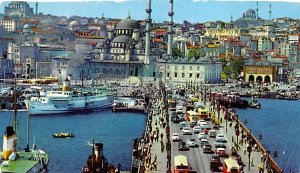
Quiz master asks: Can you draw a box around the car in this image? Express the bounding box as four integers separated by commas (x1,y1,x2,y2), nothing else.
172,133,180,142
187,138,197,147
190,120,197,128
216,135,227,143
200,138,209,147
215,148,228,157
210,155,222,171
182,127,191,135
203,144,212,153
198,132,206,140
178,114,186,122
208,130,216,138
193,126,202,134
179,121,187,130
171,116,180,123
215,143,227,149
178,141,189,151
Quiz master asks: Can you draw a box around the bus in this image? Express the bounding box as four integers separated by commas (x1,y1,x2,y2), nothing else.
174,155,189,173
223,158,241,173
196,108,209,120
186,110,199,122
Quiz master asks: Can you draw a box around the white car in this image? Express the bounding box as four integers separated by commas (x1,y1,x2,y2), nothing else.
198,132,206,140
182,127,191,135
172,133,180,142
193,126,202,134
187,138,197,147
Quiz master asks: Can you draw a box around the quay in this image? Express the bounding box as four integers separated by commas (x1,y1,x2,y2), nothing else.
131,82,283,173
112,105,147,113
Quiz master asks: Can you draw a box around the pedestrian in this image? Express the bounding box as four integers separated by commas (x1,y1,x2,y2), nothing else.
154,154,157,162
160,133,163,141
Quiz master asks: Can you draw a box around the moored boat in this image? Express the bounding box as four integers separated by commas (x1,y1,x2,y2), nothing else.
52,132,75,138
248,99,261,109
25,79,116,115
1,79,49,173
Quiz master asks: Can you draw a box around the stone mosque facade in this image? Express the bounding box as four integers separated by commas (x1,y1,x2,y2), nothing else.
87,15,158,80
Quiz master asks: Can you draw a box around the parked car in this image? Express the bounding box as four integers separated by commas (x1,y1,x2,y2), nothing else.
172,133,180,142
178,141,189,151
182,127,191,135
187,138,197,147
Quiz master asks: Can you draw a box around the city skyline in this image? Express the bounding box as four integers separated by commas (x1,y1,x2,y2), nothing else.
0,0,300,23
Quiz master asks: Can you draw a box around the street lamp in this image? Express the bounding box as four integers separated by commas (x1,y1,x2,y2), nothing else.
225,110,228,133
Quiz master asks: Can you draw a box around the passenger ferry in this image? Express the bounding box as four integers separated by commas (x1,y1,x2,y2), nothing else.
25,80,116,115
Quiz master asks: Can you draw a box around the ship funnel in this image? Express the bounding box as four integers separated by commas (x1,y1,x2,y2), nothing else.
2,126,17,160
62,78,70,91
94,143,103,161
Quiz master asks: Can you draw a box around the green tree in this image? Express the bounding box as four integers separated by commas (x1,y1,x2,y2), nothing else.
173,47,182,58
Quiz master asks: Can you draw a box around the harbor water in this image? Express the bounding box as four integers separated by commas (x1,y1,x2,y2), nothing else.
0,109,147,173
236,98,300,173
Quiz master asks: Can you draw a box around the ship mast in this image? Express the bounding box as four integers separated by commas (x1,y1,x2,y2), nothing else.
12,64,20,151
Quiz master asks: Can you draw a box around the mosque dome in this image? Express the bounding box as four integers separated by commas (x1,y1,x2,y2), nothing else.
116,17,139,30
112,35,131,43
68,20,81,30
246,9,256,14
23,24,31,29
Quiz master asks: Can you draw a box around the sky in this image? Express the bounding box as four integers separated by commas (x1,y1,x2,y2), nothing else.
0,0,300,23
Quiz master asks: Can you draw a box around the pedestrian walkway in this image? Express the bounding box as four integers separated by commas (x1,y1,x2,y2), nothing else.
144,93,169,173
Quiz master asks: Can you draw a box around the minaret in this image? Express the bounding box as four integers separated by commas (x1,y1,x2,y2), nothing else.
230,15,233,23
167,0,174,57
144,0,151,64
256,1,259,20
35,2,38,15
269,3,272,20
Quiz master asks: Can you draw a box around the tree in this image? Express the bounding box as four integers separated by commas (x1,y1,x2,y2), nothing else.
173,47,182,58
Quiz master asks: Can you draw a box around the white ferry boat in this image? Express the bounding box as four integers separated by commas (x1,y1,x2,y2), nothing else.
25,81,116,115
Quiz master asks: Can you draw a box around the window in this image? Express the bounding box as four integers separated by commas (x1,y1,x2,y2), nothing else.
167,65,170,70
182,73,185,78
189,73,192,78
190,66,192,70
167,73,170,77
174,72,177,78
197,66,200,71
197,73,200,78
175,65,178,70
182,66,185,70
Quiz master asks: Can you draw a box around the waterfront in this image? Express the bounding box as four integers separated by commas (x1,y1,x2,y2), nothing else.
236,98,300,172
0,109,147,173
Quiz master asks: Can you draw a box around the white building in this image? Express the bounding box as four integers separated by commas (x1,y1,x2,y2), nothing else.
0,17,20,32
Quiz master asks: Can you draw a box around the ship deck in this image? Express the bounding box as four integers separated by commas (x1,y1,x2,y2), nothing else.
1,151,46,173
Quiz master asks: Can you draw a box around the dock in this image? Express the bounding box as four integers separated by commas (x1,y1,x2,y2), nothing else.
112,105,147,113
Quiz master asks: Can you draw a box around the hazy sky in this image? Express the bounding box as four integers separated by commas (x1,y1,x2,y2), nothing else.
0,0,300,23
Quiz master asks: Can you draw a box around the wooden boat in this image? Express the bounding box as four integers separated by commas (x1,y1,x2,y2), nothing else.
52,132,75,138
248,97,261,109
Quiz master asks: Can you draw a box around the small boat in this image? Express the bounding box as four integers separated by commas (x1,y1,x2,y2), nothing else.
52,132,75,138
248,97,261,109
